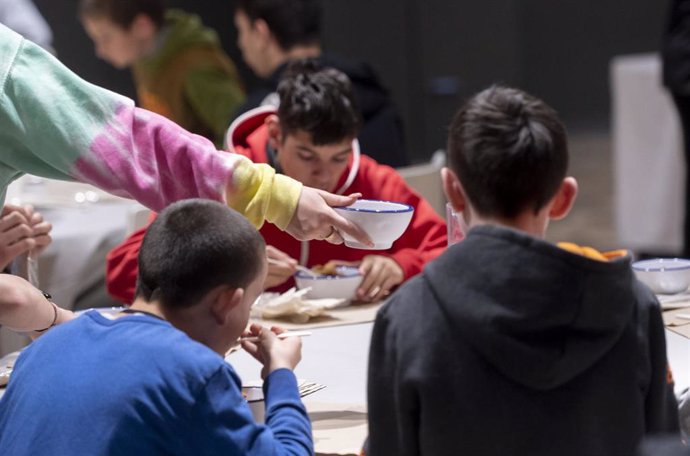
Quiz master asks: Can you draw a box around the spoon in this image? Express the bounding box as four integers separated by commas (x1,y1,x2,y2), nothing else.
296,265,322,278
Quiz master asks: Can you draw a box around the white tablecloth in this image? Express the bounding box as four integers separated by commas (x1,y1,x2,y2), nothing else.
611,53,685,253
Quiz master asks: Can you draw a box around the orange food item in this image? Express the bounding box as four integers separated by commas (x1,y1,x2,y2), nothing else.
311,262,340,276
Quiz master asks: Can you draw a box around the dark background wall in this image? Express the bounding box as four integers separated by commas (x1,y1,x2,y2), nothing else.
34,0,668,163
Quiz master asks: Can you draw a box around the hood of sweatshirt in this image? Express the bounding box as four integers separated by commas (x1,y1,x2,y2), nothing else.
424,224,639,391
138,9,220,71
268,52,393,123
225,105,362,195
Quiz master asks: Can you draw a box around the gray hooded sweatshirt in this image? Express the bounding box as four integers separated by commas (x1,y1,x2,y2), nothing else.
367,224,679,456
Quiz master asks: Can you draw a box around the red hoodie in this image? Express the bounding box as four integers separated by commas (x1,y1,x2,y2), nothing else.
105,107,447,303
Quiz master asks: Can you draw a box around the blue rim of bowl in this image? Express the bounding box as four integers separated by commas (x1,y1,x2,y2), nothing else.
632,258,690,272
334,199,414,214
295,265,361,279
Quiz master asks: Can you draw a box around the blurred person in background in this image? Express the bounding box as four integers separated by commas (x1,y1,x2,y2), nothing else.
663,0,690,257
233,0,408,168
79,0,245,147
0,0,53,52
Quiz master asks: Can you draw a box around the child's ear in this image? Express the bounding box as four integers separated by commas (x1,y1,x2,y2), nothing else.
548,177,578,220
130,13,157,38
441,167,468,213
265,115,282,150
253,18,273,47
210,287,244,326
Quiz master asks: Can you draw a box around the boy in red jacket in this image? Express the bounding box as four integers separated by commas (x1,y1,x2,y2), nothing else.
106,60,446,303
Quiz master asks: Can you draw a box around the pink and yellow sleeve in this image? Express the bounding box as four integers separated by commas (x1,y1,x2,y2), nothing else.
0,24,300,230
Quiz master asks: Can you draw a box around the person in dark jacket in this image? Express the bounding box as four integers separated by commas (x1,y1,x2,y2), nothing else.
366,86,680,456
663,0,690,257
232,0,408,168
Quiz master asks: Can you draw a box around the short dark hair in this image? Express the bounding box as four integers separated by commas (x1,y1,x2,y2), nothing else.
447,86,569,218
135,199,265,309
236,0,321,51
277,59,362,145
78,0,166,29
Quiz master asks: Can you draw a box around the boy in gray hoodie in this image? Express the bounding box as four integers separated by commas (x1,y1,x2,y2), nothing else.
367,86,679,456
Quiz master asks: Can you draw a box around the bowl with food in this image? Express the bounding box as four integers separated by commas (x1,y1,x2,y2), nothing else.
632,258,690,294
294,264,363,301
242,382,265,423
334,199,414,250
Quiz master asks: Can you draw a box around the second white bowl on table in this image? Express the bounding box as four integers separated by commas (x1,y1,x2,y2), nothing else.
334,199,414,250
632,258,690,294
294,265,363,301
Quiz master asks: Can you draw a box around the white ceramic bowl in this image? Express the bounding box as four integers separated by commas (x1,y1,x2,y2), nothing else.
294,265,363,301
632,258,690,294
242,385,265,423
334,199,414,250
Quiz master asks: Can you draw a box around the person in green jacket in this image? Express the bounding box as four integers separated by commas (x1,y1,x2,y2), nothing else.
79,0,245,148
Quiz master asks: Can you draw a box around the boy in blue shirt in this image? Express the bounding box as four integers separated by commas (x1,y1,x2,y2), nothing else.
0,199,312,455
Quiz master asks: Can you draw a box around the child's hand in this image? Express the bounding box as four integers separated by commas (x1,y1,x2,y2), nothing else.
356,255,404,302
241,324,302,379
0,205,35,270
26,206,52,256
265,246,297,289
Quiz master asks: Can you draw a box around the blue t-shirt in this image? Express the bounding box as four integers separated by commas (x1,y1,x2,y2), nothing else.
0,311,312,455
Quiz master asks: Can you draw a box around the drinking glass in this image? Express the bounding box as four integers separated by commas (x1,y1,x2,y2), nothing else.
446,202,465,246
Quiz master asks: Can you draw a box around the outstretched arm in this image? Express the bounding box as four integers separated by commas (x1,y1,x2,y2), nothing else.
0,25,369,246
0,274,73,335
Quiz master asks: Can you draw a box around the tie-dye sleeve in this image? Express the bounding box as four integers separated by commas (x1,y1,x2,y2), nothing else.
0,25,300,230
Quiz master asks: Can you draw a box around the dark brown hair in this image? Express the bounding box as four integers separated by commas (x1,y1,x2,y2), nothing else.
79,0,166,29
135,199,265,309
447,86,569,218
277,59,361,145
236,0,321,51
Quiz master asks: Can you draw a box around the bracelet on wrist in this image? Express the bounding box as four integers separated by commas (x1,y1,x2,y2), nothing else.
34,291,58,333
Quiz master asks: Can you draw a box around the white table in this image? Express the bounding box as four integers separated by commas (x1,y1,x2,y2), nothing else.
229,323,373,454
228,323,373,405
3,322,689,454
611,53,685,253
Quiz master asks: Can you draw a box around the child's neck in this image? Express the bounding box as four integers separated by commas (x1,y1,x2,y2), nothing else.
469,210,551,239
129,298,230,357
138,26,166,60
128,299,166,320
